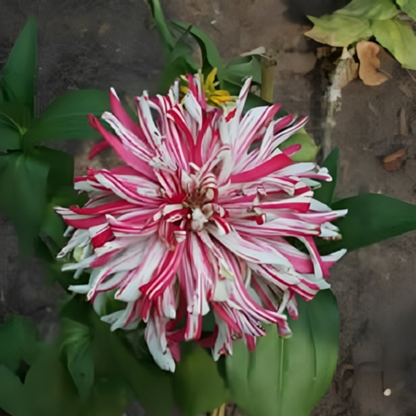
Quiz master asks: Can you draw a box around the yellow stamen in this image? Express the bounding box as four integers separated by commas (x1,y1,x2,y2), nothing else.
180,68,237,107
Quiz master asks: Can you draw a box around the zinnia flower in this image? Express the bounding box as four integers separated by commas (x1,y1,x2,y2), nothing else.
56,73,347,371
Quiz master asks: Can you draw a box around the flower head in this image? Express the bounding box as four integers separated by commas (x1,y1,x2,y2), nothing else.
56,74,347,371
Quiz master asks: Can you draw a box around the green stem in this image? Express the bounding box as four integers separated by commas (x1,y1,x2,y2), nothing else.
260,55,277,103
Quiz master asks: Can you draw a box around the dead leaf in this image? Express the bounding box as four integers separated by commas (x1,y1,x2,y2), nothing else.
240,46,266,57
357,41,390,86
382,148,406,171
336,48,359,90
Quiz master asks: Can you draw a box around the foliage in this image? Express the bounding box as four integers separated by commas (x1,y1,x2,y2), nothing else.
172,344,231,416
146,0,319,163
0,16,110,254
305,0,416,70
226,290,340,416
146,0,267,110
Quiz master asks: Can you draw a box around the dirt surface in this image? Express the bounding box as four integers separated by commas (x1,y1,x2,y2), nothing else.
1,1,416,415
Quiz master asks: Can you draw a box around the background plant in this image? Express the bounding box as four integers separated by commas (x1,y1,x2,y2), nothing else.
305,0,416,71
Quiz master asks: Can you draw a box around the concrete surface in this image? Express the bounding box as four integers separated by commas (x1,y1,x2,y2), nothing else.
1,0,416,415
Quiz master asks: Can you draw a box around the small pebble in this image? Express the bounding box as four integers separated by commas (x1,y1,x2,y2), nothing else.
383,388,392,396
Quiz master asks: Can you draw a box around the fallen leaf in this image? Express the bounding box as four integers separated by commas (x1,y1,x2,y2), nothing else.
357,41,390,86
382,148,406,171
335,48,359,90
240,46,266,57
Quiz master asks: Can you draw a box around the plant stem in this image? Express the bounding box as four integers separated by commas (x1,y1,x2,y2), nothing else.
260,54,277,103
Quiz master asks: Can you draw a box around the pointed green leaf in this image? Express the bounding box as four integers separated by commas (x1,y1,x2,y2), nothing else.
371,17,416,70
397,0,416,20
0,120,21,150
224,56,262,86
173,344,230,416
159,56,196,94
337,0,399,20
305,14,372,47
41,204,67,247
226,290,339,416
76,305,175,416
146,0,175,59
278,128,319,163
24,344,80,416
0,365,28,416
158,34,198,94
61,319,94,401
0,316,39,373
34,147,74,194
171,22,224,80
0,102,31,131
313,147,339,206
0,152,49,254
317,193,416,254
25,89,110,143
1,16,37,113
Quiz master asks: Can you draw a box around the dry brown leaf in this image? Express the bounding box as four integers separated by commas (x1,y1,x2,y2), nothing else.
335,48,359,90
382,148,406,171
357,41,390,86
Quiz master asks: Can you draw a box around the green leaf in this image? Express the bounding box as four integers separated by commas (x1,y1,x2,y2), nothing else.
0,120,21,150
313,147,339,206
62,299,174,416
305,14,372,47
111,339,174,416
25,89,110,143
0,365,28,416
173,344,230,416
226,290,340,416
371,17,416,70
0,152,49,254
42,185,88,249
278,128,319,163
0,102,31,131
41,204,67,248
337,0,399,20
34,146,74,194
1,16,37,113
397,0,416,19
61,319,94,401
158,34,198,94
23,344,80,416
305,0,399,47
172,21,224,81
317,193,416,254
0,315,39,373
146,0,175,59
224,56,262,86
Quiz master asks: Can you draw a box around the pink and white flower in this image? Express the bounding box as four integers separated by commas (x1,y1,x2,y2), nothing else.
56,74,347,371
